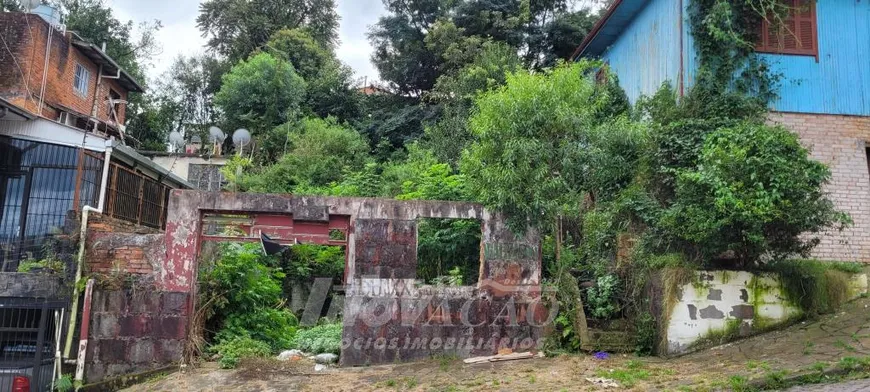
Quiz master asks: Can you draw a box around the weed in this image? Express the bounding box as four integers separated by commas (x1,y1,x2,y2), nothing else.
727,375,752,392
763,369,789,389
528,375,536,383
746,360,770,371
802,341,815,355
596,362,651,388
404,377,419,389
835,339,857,352
384,379,397,387
433,354,458,371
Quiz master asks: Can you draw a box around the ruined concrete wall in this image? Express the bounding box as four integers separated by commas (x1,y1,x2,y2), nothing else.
164,191,545,366
0,273,63,298
82,213,188,383
84,289,189,382
664,270,870,355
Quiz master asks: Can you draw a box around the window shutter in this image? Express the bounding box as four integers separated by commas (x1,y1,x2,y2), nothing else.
795,0,816,52
755,0,817,56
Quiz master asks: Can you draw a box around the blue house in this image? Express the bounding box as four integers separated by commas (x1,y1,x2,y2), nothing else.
574,0,870,262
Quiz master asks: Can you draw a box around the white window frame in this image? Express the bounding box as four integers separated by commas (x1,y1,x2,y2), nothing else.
73,63,90,97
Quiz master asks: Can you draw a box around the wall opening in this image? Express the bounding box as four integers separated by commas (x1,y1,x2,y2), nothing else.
415,217,482,286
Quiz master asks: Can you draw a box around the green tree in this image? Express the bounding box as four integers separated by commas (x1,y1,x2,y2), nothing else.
460,62,620,230
369,0,583,94
124,93,177,151
151,54,228,145
1,0,21,12
197,0,339,62
240,117,370,192
214,52,306,142
540,9,599,66
265,29,360,121
424,39,522,164
368,0,447,96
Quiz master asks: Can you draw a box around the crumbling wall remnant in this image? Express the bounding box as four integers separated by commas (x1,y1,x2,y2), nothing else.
164,191,547,366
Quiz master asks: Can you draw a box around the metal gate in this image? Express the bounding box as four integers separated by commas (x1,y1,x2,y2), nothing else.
0,298,66,392
0,172,30,272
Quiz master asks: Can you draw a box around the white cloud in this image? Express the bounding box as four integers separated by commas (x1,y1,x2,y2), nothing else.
106,0,385,85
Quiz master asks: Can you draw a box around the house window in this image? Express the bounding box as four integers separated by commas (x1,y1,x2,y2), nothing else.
73,63,90,96
755,0,817,56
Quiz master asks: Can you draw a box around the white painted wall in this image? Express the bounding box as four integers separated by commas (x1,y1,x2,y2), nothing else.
665,270,869,355
150,155,228,182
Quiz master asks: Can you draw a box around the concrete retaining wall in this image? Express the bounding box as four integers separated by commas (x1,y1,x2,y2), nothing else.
665,270,869,355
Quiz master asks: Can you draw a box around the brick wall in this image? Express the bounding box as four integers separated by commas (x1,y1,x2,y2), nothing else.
85,213,163,276
770,112,870,262
0,13,129,124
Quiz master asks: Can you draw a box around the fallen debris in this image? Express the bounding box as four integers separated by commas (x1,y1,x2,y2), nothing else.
277,349,304,361
585,377,619,388
314,353,339,364
462,351,535,364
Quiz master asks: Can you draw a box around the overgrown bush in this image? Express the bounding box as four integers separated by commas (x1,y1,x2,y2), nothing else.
661,123,849,264
211,335,272,369
291,322,342,354
586,274,620,319
199,243,298,360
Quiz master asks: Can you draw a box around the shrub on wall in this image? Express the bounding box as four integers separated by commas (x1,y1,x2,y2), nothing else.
661,123,849,265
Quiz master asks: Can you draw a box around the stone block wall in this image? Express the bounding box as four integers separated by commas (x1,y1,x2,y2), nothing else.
84,289,189,382
770,112,870,262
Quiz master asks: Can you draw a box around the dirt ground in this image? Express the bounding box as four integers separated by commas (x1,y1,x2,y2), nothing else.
123,297,870,391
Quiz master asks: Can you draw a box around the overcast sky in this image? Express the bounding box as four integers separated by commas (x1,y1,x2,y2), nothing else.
107,0,385,85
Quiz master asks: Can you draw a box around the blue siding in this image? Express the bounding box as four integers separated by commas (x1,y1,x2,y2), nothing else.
601,0,682,103
684,0,870,116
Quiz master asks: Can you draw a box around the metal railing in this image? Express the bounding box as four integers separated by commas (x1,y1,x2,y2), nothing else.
104,162,170,229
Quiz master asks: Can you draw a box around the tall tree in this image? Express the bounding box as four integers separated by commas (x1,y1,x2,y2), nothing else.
368,0,587,94
213,52,306,160
265,29,360,121
154,54,228,141
1,0,21,12
197,0,339,62
367,0,449,95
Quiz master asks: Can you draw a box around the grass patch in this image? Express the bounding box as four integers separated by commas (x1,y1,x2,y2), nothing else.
595,360,652,388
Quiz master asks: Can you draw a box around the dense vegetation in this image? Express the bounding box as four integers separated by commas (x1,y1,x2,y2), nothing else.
26,0,858,359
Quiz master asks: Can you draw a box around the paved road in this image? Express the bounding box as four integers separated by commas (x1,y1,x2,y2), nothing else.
786,379,870,391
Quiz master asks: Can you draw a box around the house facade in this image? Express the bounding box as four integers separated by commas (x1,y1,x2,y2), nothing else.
0,8,192,271
575,0,870,262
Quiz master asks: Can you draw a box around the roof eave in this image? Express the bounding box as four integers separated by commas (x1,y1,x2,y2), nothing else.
71,39,146,93
110,142,195,189
0,97,35,120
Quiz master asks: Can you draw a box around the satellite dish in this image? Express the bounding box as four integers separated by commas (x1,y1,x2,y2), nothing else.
233,128,251,147
208,126,225,143
168,131,184,151
21,0,41,11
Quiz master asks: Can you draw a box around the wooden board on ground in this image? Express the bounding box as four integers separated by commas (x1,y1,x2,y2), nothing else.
463,352,535,364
